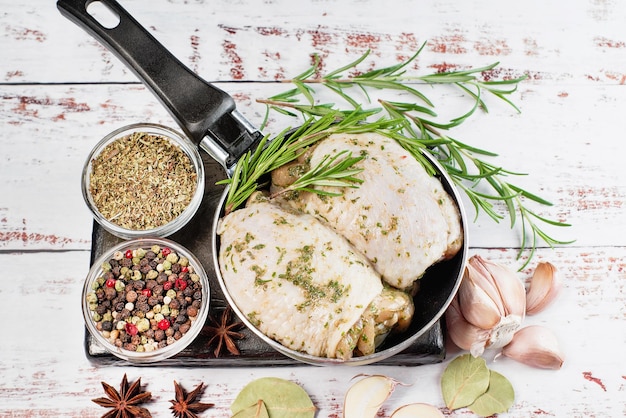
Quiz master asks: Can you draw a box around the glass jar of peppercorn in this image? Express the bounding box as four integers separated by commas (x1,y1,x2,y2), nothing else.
82,237,210,363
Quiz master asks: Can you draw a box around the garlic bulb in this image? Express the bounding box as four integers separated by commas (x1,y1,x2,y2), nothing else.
446,255,526,357
526,261,561,315
501,325,564,369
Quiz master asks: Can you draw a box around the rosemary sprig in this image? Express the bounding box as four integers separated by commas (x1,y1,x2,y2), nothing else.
270,150,365,199
255,47,573,268
217,109,401,214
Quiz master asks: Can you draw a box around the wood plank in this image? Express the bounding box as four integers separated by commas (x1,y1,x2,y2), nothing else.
2,0,625,84
1,82,623,253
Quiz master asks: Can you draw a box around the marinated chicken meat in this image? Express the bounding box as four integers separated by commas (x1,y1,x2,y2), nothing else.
217,131,462,360
217,196,414,360
273,132,463,290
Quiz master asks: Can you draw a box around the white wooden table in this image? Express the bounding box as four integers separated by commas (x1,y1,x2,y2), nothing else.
1,0,625,416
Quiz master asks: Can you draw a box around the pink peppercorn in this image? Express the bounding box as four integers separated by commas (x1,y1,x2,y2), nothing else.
157,319,170,330
125,323,138,336
175,278,187,291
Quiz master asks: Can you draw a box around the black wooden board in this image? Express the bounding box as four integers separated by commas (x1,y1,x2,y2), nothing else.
84,155,447,367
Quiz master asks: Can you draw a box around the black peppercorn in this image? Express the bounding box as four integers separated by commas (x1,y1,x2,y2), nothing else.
154,329,165,342
137,302,150,313
96,304,108,315
104,287,117,300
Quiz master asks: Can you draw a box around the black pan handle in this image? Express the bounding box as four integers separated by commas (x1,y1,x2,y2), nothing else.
56,0,236,148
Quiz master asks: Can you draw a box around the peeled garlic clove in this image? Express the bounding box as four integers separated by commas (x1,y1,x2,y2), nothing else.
390,403,444,418
471,255,526,318
526,262,562,315
458,264,503,329
501,325,564,369
343,375,402,418
445,297,490,356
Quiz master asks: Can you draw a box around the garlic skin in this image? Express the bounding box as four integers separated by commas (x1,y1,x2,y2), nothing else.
526,262,562,315
447,255,526,356
501,325,565,369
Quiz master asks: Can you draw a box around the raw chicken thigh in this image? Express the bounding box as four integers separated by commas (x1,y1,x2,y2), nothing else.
217,196,413,360
273,132,463,290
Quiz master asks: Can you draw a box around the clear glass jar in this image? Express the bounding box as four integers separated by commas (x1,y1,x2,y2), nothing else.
82,123,205,239
82,238,210,363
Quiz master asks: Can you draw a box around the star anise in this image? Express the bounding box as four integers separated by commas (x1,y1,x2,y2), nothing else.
92,374,152,418
202,306,245,357
169,380,214,418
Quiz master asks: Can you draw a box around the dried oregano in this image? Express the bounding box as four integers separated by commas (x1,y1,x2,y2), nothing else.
89,131,197,230
441,354,515,416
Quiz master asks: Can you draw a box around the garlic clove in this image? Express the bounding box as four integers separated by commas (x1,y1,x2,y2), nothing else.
390,403,444,418
501,325,565,369
526,261,562,315
471,255,527,318
458,264,504,329
467,255,506,314
343,375,403,418
445,297,490,357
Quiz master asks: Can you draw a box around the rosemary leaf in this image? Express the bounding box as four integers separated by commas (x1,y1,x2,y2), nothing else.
273,150,365,199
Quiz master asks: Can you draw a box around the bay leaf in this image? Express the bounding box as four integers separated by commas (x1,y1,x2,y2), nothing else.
441,354,490,410
232,399,270,418
468,370,515,417
230,377,316,418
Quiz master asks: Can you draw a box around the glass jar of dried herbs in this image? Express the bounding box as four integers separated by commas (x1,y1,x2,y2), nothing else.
82,124,205,239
